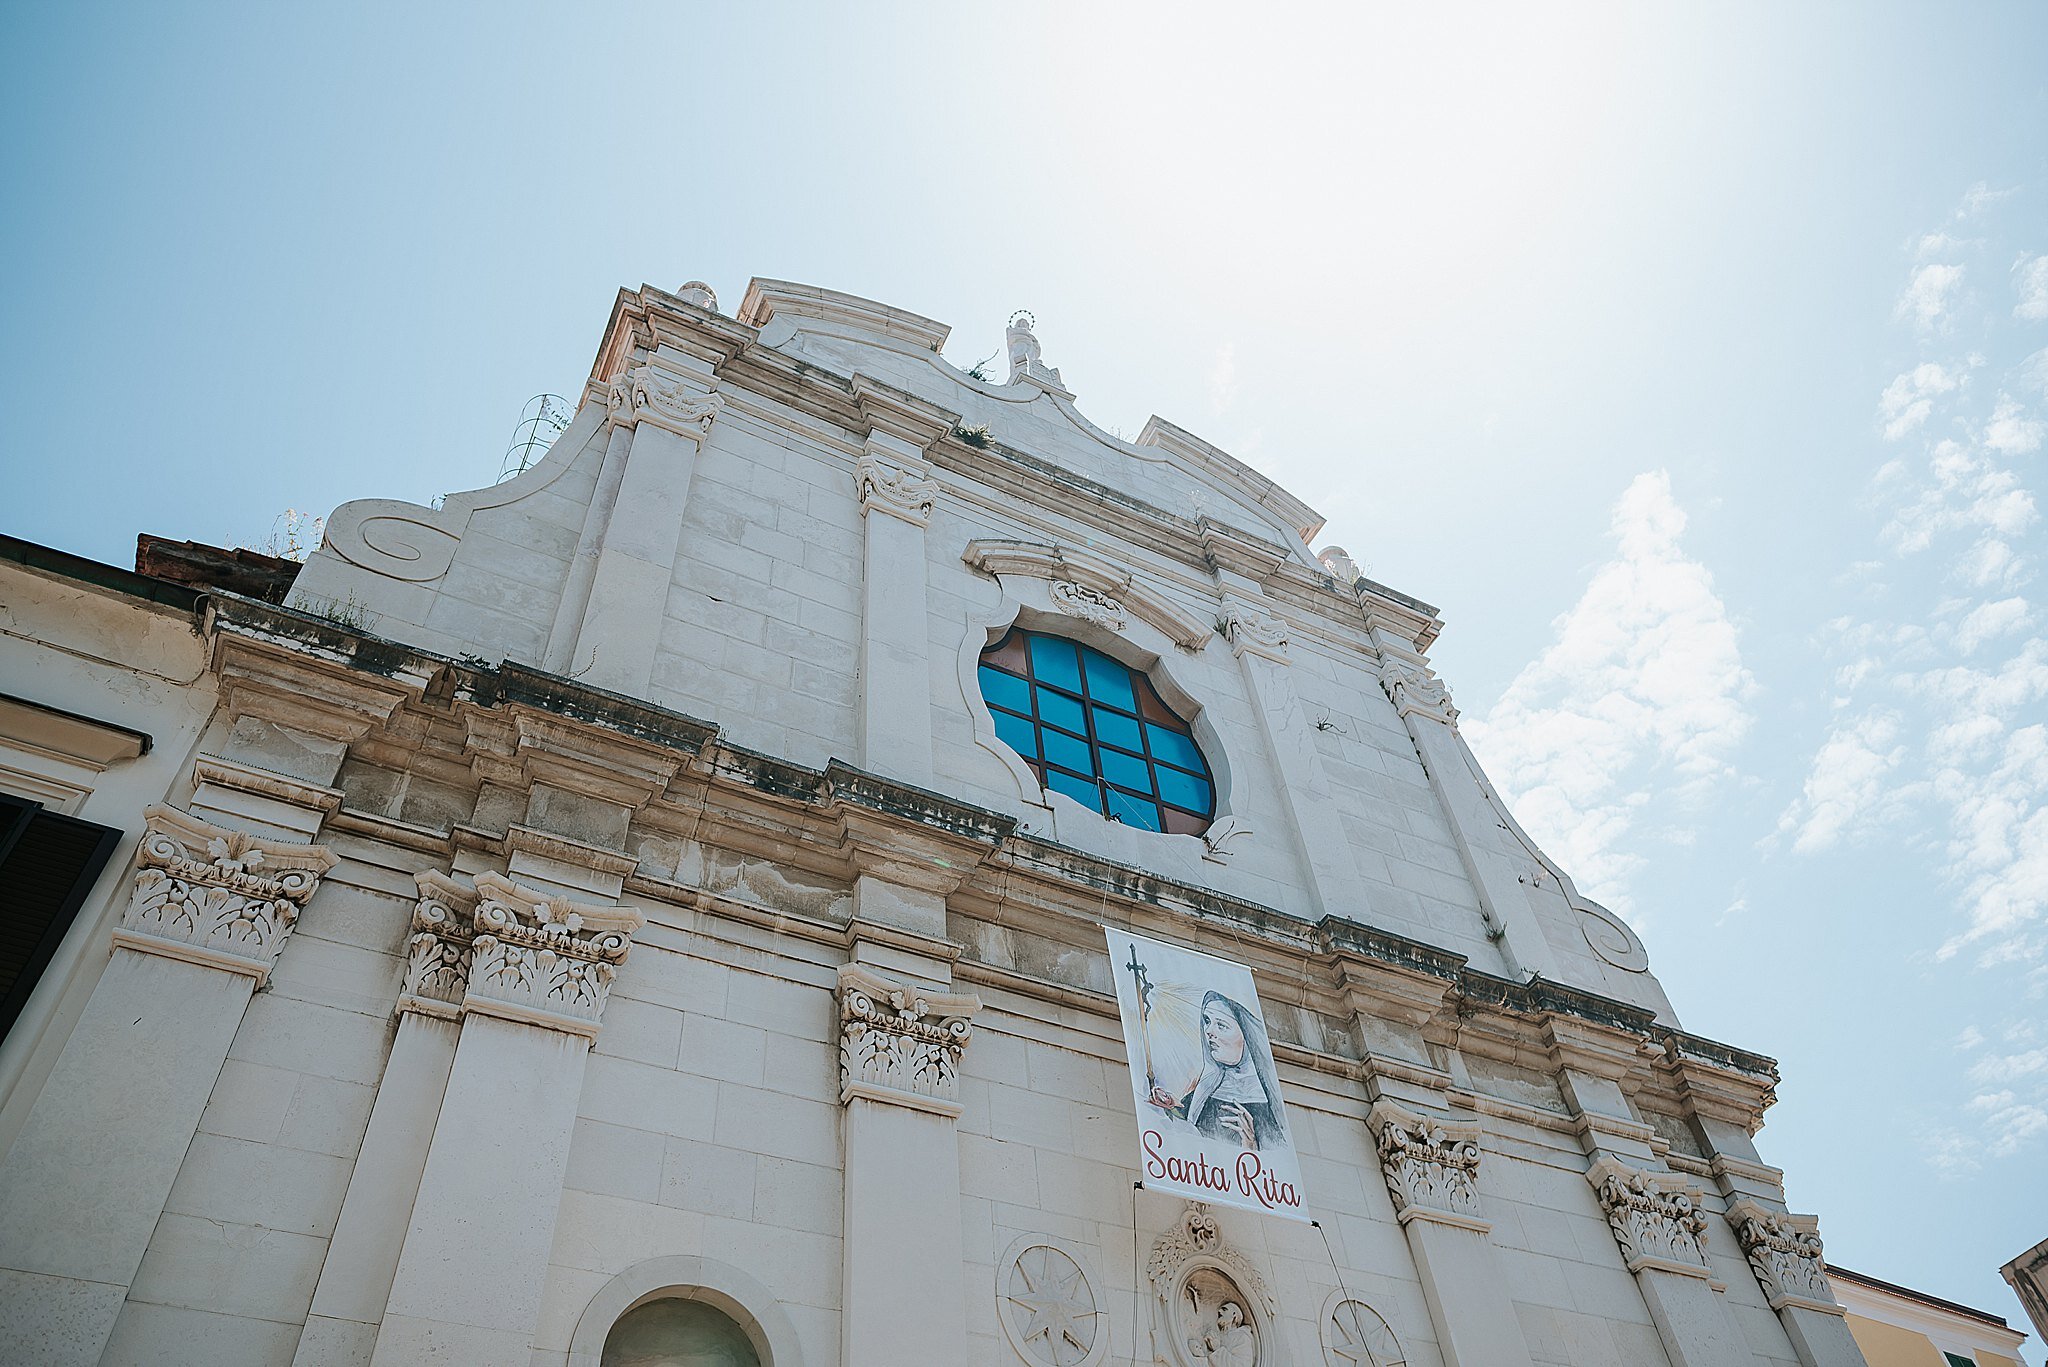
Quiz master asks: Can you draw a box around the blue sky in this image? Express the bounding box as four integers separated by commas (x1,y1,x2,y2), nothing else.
5,0,2045,1328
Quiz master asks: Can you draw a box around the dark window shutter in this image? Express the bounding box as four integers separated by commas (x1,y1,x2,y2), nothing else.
0,794,123,1044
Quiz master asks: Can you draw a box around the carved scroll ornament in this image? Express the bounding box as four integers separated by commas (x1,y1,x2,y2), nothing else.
1218,601,1291,663
398,870,477,1020
1588,1158,1713,1278
853,451,939,526
1049,579,1128,631
837,963,979,1115
1378,657,1457,726
115,805,336,984
1728,1200,1838,1312
606,364,725,438
462,872,644,1038
1367,1101,1487,1231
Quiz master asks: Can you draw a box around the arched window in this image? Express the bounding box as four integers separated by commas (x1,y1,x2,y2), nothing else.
978,626,1215,834
601,1297,762,1367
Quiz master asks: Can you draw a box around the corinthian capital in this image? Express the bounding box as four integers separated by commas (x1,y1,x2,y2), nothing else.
606,364,724,438
1379,656,1457,726
853,451,938,526
398,871,478,1020
461,872,645,1038
838,964,980,1116
1589,1158,1713,1278
1367,1101,1488,1231
1218,598,1291,663
1728,1200,1839,1312
113,805,336,984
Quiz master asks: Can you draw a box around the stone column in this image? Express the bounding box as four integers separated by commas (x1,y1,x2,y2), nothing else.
293,873,475,1366
569,361,724,697
1370,625,1559,980
0,804,335,1367
837,958,979,1367
369,873,644,1366
849,376,950,787
1589,1159,1753,1367
1728,1201,1867,1367
1366,1101,1538,1367
1216,592,1358,918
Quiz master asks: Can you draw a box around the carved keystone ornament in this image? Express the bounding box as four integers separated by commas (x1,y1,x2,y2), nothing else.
115,805,336,984
1728,1199,1839,1313
836,964,979,1116
1366,1100,1487,1232
1588,1158,1714,1279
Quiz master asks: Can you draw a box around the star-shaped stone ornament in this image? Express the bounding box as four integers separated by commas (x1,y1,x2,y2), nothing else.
1326,1299,1401,1367
1007,1245,1096,1365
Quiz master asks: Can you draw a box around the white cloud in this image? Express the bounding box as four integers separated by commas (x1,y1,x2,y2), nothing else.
2015,254,2048,322
1897,263,1964,330
1877,362,1961,440
1953,596,2033,653
1916,231,1963,258
1775,709,1908,853
1957,181,2017,219
2020,348,2048,395
1881,440,2037,581
1956,1024,1985,1050
1468,472,1753,915
1985,393,2046,454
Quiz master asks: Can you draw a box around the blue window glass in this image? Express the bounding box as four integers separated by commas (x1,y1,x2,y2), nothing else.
1092,708,1143,752
1156,767,1212,814
977,627,1217,835
991,708,1038,761
1044,766,1103,811
1099,747,1152,793
1027,634,1082,692
1041,728,1093,776
1144,723,1200,771
1036,689,1087,736
1081,647,1136,712
979,666,1032,717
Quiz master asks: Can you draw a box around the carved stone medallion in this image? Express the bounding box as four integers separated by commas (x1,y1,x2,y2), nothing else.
1147,1204,1274,1367
1320,1292,1405,1367
997,1235,1104,1367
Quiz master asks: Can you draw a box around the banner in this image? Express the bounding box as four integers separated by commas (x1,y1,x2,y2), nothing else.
1106,926,1309,1220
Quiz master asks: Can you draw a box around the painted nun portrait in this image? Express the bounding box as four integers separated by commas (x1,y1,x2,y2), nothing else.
1143,989,1287,1151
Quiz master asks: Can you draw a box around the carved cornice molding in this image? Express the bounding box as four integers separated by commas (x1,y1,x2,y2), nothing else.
113,805,336,984
463,871,644,1039
605,364,724,438
1218,598,1292,664
1728,1200,1840,1314
837,963,979,1116
1378,657,1457,727
1589,1158,1715,1280
853,450,939,527
1367,1101,1488,1232
963,539,1212,650
399,870,477,1021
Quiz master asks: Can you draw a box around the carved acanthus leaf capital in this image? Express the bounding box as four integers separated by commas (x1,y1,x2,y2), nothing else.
838,964,979,1115
115,805,336,984
463,872,645,1038
1378,657,1457,726
1218,599,1291,663
399,871,477,1020
606,364,724,438
1728,1200,1839,1313
1588,1158,1714,1279
853,451,939,527
1367,1101,1488,1231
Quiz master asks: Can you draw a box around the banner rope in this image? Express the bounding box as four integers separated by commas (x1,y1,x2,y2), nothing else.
1311,1216,1357,1348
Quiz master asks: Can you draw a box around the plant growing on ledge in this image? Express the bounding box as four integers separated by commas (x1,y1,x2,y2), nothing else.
955,423,992,448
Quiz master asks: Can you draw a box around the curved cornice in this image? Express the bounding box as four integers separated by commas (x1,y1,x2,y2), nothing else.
961,539,1213,650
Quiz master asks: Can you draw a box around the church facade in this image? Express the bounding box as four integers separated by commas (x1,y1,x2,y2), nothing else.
0,278,1880,1366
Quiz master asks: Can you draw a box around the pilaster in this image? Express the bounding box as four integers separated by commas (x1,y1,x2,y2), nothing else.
568,359,724,697
837,942,979,1367
370,872,644,1366
0,798,335,1367
851,375,949,786
1364,1100,1538,1367
1586,1157,1754,1367
1214,584,1358,918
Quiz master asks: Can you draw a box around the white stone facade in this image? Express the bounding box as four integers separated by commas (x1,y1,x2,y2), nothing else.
0,277,1871,1365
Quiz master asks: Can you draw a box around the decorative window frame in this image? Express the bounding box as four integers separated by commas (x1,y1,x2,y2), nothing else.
566,1255,803,1367
957,545,1239,858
